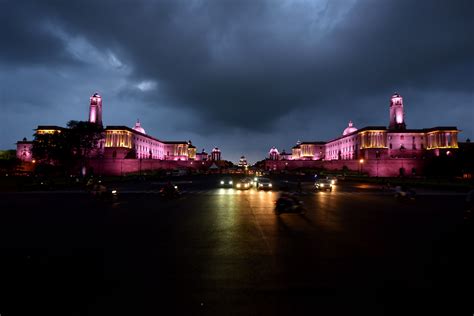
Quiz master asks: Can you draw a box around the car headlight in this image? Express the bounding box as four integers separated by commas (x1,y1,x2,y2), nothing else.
245,183,249,187
331,180,335,185
111,190,117,195
174,186,178,189
220,180,224,185
237,183,241,188
269,183,272,187
229,181,233,185
321,183,324,187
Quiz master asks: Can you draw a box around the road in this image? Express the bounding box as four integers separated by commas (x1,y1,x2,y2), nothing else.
0,178,472,315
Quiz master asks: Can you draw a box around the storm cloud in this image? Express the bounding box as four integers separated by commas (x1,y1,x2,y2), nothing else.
1,0,473,163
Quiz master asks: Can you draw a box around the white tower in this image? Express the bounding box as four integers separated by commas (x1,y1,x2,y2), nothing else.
389,92,406,130
89,92,103,126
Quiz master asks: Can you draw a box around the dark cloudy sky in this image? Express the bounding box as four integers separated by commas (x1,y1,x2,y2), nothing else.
1,0,473,163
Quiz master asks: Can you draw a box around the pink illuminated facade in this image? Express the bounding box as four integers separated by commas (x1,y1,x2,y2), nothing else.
95,93,217,162
16,137,33,162
265,93,459,176
17,92,221,174
211,147,221,161
88,92,103,126
389,93,405,130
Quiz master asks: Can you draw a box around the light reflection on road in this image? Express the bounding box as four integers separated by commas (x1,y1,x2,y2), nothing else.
312,189,343,232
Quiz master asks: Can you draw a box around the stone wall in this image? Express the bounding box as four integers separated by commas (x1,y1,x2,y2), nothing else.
87,158,217,176
264,159,425,177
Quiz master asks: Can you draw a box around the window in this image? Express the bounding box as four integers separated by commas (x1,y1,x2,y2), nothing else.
389,143,392,149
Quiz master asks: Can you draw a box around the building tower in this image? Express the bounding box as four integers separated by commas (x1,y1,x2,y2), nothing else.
389,92,406,130
89,92,103,126
211,147,221,161
269,147,279,160
238,155,248,167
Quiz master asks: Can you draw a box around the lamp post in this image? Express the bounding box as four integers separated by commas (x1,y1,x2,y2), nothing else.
359,158,364,175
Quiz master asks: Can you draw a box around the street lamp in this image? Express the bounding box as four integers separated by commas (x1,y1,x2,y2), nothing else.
359,158,364,174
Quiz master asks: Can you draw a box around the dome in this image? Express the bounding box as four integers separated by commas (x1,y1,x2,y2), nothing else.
269,147,279,154
343,121,357,136
212,147,220,153
132,119,146,134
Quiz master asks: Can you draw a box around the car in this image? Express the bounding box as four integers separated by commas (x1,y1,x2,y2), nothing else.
88,181,119,201
394,185,416,200
275,193,306,215
160,182,180,198
219,177,234,188
326,175,337,185
314,179,333,192
257,177,273,190
250,177,259,187
236,178,251,190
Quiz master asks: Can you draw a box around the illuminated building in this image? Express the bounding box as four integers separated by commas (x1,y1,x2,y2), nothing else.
211,147,221,161
88,92,103,126
269,147,279,160
266,93,460,176
17,92,220,174
195,148,209,161
16,137,33,162
238,155,248,167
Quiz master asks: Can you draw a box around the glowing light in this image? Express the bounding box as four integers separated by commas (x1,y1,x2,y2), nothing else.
396,111,403,124
105,130,132,148
220,180,224,185
37,129,61,134
359,159,364,164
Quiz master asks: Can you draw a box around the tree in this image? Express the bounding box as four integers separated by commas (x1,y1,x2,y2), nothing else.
32,121,104,173
0,150,20,175
32,129,70,165
66,120,104,161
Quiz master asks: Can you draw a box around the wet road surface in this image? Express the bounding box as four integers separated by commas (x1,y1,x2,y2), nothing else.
0,180,472,315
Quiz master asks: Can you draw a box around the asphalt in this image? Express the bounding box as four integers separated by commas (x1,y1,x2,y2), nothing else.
0,178,472,315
